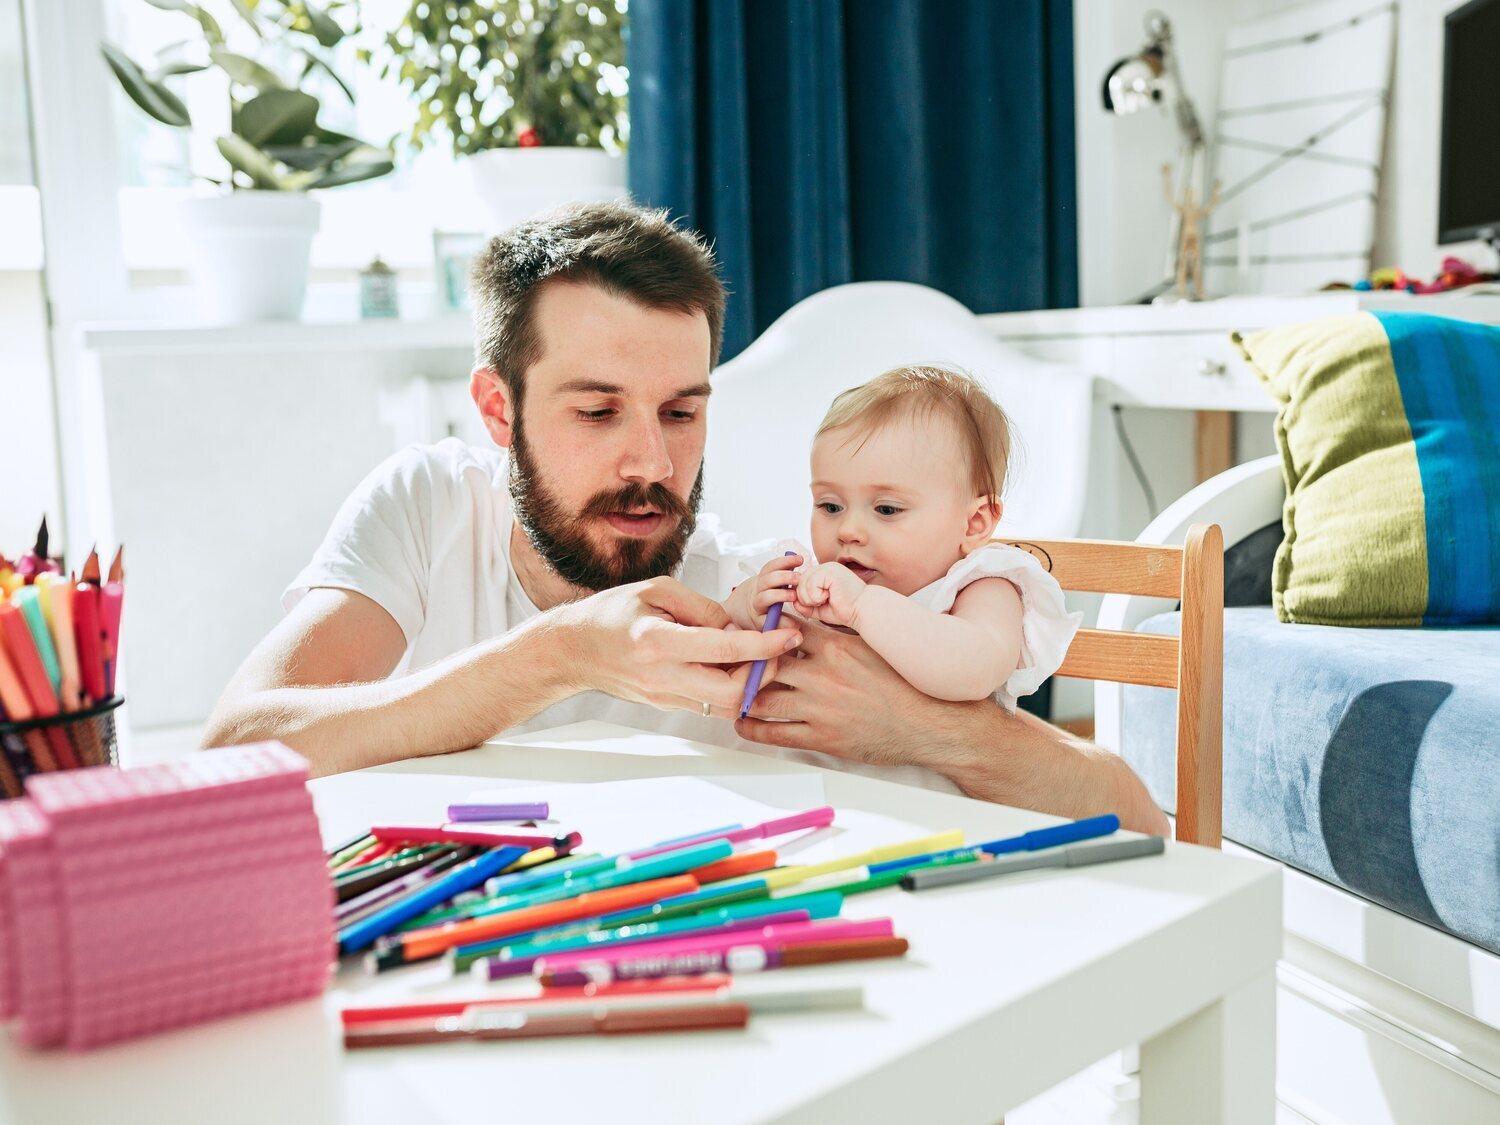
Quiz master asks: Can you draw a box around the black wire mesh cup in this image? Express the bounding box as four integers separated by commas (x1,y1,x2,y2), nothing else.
0,697,123,798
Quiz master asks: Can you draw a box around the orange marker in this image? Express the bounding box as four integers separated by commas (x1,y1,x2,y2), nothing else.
0,628,36,722
0,602,58,717
378,875,700,968
690,849,777,885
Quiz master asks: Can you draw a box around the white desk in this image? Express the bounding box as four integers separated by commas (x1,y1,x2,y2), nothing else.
1,723,1281,1125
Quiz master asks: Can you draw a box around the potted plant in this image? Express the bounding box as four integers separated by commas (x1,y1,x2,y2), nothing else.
102,1,395,321
374,0,628,233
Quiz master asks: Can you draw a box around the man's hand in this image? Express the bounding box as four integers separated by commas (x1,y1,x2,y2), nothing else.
792,562,867,628
559,576,802,718
734,619,941,764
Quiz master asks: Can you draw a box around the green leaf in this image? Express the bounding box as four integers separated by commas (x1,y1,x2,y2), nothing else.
101,43,191,128
300,3,345,48
296,47,354,102
210,49,284,92
303,152,394,190
217,133,289,190
233,89,319,146
261,138,358,171
151,61,208,80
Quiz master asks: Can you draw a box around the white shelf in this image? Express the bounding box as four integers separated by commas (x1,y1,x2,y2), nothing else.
980,290,1500,339
79,312,475,356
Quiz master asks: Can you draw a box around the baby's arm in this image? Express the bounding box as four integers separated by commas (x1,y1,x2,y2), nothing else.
849,578,1024,702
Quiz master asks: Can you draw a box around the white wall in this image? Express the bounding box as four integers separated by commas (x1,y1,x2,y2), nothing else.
0,272,63,554
1075,0,1495,308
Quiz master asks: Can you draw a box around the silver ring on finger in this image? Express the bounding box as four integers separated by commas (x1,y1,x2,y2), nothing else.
701,700,712,717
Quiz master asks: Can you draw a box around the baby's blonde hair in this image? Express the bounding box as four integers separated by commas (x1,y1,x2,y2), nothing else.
815,364,1012,505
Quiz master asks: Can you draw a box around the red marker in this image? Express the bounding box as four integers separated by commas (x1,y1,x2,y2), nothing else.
72,583,107,703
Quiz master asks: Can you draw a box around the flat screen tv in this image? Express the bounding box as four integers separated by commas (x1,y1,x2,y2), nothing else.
1439,0,1500,247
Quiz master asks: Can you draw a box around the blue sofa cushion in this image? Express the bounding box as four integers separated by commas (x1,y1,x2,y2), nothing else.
1122,606,1500,954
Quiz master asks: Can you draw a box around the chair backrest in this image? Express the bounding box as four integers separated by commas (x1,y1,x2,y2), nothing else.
705,282,1096,546
996,524,1225,847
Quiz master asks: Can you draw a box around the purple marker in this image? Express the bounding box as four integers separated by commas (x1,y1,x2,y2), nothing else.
447,801,549,823
740,551,798,718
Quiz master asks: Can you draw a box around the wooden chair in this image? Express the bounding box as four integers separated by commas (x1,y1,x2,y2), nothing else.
994,525,1225,847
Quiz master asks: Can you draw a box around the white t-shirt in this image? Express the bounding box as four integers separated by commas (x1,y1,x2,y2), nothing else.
285,439,962,793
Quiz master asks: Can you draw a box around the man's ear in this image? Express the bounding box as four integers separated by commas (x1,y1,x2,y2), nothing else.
470,366,516,448
960,496,1002,556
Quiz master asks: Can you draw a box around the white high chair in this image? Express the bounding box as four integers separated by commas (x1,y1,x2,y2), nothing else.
703,282,1095,545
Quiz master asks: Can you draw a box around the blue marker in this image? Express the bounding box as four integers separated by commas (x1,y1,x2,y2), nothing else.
868,813,1121,875
338,845,528,955
740,551,798,718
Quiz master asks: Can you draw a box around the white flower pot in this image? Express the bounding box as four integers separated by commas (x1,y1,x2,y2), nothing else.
179,192,321,322
468,147,627,234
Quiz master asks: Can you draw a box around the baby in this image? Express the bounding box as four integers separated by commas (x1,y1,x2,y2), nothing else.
726,364,1080,710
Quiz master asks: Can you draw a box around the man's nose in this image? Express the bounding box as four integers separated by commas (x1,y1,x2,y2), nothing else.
619,418,673,484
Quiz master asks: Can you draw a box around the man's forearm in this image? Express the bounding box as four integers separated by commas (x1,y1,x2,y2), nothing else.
921,701,1170,836
202,616,579,776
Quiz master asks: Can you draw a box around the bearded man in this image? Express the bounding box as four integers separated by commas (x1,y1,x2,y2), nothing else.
204,202,1165,835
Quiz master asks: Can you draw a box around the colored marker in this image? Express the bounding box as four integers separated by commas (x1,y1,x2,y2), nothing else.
534,917,894,976
471,892,843,980
739,550,797,717
337,845,527,954
11,588,61,698
0,602,59,716
370,874,702,971
447,801,549,822
544,935,911,987
37,578,83,712
100,548,124,697
868,815,1120,876
369,825,580,850
71,582,107,703
902,834,1166,891
627,806,834,859
343,1000,751,1047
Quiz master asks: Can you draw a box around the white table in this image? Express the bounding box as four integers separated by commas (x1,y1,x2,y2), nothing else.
0,723,1280,1125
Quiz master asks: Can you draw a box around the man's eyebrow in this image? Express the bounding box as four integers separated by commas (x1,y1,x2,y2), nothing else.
552,379,712,398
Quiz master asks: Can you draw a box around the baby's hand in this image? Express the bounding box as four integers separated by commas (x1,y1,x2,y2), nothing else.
794,562,867,628
727,553,803,629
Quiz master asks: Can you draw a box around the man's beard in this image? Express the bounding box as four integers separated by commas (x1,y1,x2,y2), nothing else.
508,420,703,593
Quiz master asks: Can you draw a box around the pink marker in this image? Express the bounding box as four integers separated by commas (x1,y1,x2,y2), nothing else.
533,917,893,975
628,806,835,860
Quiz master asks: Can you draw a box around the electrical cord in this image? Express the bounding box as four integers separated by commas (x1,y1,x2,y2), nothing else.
1111,404,1158,517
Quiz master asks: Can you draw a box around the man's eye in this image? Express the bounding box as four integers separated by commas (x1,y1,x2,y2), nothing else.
875,505,903,517
577,409,615,421
663,409,697,422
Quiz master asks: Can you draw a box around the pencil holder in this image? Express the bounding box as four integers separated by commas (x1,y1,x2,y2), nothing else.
0,697,123,798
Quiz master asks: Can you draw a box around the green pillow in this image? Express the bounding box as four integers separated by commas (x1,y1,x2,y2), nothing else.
1235,311,1500,626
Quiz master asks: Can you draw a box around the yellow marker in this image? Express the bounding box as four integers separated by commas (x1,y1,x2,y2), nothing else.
37,576,83,710
744,830,966,893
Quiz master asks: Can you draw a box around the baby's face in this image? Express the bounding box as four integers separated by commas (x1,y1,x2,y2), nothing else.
810,413,984,596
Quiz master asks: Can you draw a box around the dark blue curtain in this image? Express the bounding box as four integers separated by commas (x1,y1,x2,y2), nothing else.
628,0,1078,361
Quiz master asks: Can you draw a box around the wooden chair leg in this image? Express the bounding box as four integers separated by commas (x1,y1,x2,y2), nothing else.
1175,523,1224,847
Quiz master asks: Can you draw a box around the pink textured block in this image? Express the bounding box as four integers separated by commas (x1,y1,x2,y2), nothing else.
0,814,13,1018
3,742,336,1051
0,799,68,1047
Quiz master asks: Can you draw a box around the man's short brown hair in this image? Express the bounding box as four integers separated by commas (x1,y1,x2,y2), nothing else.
469,201,727,401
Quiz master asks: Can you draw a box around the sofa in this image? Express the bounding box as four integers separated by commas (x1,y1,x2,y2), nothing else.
1096,455,1500,1125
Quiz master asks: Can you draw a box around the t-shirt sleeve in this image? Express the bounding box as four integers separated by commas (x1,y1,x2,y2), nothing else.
282,447,437,644
931,545,1084,700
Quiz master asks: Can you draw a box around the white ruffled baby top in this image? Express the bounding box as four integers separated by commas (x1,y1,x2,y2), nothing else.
907,543,1083,711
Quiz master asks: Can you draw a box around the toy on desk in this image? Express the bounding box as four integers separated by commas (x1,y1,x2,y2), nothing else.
0,742,332,1050
0,530,127,795
1335,256,1498,295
